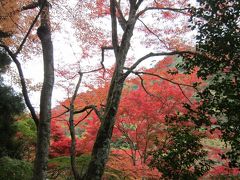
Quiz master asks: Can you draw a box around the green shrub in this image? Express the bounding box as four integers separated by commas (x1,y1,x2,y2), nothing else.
0,156,32,180
48,155,91,179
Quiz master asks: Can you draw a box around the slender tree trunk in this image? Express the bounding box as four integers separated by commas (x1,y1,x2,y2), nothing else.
69,73,83,180
33,1,54,179
69,105,80,179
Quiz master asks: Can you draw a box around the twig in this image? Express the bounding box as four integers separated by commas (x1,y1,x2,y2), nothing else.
134,71,195,88
137,18,169,49
131,70,195,104
136,7,190,18
74,109,93,127
51,109,69,119
136,74,155,97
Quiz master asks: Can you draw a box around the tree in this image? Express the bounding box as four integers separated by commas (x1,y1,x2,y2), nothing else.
46,0,194,178
33,1,54,179
82,1,194,179
0,1,54,179
178,0,240,168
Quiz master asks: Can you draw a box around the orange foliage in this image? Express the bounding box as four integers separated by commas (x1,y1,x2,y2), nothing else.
107,150,161,179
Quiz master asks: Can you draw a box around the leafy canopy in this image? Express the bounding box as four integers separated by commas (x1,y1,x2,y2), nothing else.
179,0,240,168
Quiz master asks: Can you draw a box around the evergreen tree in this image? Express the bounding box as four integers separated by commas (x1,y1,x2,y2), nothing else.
179,0,240,168
0,48,25,159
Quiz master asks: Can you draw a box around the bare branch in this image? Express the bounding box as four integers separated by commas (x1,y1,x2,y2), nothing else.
134,70,195,88
73,105,94,114
136,73,155,97
81,46,110,75
52,109,69,119
131,70,195,104
0,44,39,126
123,49,220,81
74,105,103,122
134,73,173,106
137,18,169,49
15,3,45,55
177,84,193,105
136,0,144,9
110,0,119,52
70,72,83,105
115,0,127,30
20,2,39,11
74,109,93,127
122,51,191,80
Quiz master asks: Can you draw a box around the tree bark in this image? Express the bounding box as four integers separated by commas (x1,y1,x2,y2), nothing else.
83,1,140,179
83,70,125,180
69,73,83,180
32,1,54,179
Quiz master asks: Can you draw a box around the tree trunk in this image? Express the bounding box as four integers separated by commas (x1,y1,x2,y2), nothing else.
82,0,139,179
69,74,83,180
83,71,125,179
69,105,80,179
32,1,54,179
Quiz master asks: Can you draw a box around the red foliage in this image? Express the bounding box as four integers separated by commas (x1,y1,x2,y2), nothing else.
50,57,216,177
107,150,161,179
112,60,199,166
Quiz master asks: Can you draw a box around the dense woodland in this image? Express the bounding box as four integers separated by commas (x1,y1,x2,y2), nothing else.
0,0,240,179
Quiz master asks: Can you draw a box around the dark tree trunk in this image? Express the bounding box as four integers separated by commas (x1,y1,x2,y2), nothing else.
83,70,125,180
32,1,54,179
83,1,139,178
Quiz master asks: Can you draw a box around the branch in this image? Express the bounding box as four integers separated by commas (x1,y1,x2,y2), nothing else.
70,72,83,106
74,109,93,127
131,70,194,104
62,104,70,110
52,109,69,119
122,51,192,80
134,70,195,88
137,18,169,49
115,0,127,30
136,7,189,18
15,3,45,55
136,74,155,97
74,105,103,122
20,2,39,11
123,50,220,81
80,46,110,77
136,0,144,9
0,44,39,126
110,0,119,52
177,84,193,105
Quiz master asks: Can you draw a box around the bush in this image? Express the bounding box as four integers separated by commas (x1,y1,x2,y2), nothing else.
149,124,213,180
0,156,33,180
48,155,91,179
